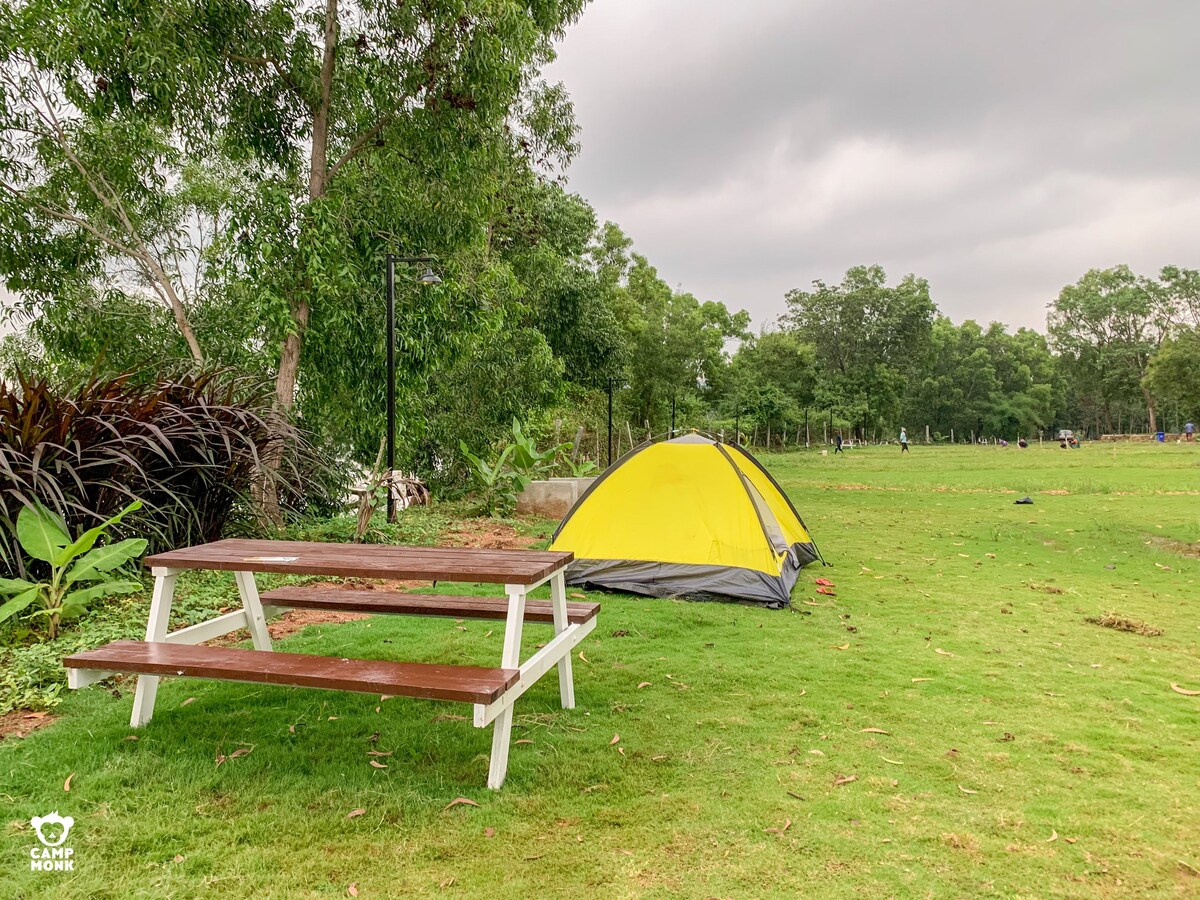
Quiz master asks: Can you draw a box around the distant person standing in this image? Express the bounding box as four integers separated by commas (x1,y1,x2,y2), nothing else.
834,432,845,454
900,427,909,453
1187,422,1195,442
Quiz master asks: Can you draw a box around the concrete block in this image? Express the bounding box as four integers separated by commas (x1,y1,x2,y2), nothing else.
517,477,597,519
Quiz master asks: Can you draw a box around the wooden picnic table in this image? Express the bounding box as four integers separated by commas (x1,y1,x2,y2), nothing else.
63,539,597,789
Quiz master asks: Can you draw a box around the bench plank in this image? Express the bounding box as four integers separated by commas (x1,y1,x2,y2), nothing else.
144,540,573,586
64,640,518,704
261,587,600,625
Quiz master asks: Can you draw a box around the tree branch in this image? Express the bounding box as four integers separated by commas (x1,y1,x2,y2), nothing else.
227,53,313,112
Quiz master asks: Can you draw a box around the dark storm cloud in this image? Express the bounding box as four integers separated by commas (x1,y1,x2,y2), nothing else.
546,1,1200,329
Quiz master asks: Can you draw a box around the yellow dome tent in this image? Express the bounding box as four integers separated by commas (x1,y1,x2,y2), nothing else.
550,434,822,607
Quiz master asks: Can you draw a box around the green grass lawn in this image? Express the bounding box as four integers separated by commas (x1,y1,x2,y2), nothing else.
2,443,1198,898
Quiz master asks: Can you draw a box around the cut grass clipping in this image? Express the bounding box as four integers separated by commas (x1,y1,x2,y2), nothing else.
1084,611,1164,636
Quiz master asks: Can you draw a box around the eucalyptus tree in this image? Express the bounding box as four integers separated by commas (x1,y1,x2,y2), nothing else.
1,0,589,513
784,265,935,434
1049,266,1174,432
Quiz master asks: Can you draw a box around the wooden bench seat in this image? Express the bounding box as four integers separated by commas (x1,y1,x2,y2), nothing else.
64,640,519,704
261,587,600,625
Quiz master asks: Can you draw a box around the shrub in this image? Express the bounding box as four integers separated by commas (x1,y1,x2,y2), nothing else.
0,369,316,578
0,500,147,639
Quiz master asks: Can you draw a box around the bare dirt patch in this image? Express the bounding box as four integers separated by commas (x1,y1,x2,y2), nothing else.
439,520,541,550
0,708,58,741
267,609,370,640
1147,537,1200,558
1085,612,1163,637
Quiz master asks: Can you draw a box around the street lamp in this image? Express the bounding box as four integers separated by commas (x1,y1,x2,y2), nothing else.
385,252,442,522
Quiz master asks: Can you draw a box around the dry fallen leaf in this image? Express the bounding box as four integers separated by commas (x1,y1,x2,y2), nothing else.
911,678,932,683
229,747,252,759
1064,837,1077,844
173,854,184,863
882,756,904,765
369,760,387,769
1170,682,1200,696
181,697,195,707
764,818,793,834
958,785,978,795
63,773,74,792
123,735,138,742
348,883,359,897
367,750,393,757
578,651,589,663
347,808,366,819
609,734,620,745
861,728,889,735
569,592,587,600
934,648,955,656
1045,829,1058,843
637,681,652,689
833,774,857,786
484,827,495,838
651,754,668,761
443,797,480,811
515,739,533,745
834,643,850,651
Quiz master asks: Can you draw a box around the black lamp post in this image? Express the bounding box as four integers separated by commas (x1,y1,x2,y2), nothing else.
385,253,441,522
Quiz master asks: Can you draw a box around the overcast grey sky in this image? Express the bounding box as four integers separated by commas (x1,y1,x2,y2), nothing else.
546,0,1200,331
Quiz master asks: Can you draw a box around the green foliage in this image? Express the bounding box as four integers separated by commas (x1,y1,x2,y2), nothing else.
0,500,146,639
459,440,522,516
0,368,323,577
460,419,568,515
1144,327,1200,420
1049,265,1174,432
784,265,935,435
559,455,598,478
0,641,67,714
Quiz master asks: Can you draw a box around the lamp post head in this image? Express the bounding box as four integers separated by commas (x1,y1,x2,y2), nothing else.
418,267,442,285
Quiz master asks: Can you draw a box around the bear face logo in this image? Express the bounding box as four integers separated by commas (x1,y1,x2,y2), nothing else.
31,812,74,847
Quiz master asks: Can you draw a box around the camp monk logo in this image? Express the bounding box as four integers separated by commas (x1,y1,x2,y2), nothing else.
29,811,76,872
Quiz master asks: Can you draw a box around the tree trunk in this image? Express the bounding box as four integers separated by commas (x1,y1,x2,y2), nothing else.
262,0,339,525
1142,384,1157,433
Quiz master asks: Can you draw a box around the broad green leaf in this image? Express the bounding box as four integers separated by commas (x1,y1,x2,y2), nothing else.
0,587,40,624
0,577,36,596
65,539,149,585
16,504,70,563
61,580,144,610
53,499,144,567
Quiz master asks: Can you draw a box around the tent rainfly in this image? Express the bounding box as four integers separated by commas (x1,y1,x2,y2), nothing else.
549,434,822,607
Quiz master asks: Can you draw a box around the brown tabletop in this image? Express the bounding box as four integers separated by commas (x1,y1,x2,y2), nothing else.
144,539,574,585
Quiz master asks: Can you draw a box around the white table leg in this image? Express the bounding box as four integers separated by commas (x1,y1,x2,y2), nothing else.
235,570,273,651
130,568,179,727
549,572,576,709
488,585,527,789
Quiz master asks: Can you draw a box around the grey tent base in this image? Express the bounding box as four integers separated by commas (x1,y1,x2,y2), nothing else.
566,544,816,609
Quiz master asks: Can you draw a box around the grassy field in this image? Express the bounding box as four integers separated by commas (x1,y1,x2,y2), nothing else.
2,443,1198,898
